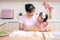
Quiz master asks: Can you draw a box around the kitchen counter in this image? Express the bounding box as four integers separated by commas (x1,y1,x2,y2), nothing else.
0,36,44,40
0,30,44,40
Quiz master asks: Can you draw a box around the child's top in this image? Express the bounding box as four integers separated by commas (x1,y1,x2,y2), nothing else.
36,21,47,30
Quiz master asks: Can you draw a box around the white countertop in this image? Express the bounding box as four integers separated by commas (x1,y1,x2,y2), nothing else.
9,30,42,37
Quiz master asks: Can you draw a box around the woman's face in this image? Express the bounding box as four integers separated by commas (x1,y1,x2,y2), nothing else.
38,16,44,22
28,9,35,16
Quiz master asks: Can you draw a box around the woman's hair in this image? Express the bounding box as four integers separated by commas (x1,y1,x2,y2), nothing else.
25,4,35,13
43,14,48,22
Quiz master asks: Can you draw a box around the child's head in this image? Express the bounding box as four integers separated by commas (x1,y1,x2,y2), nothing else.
38,12,44,23
39,12,43,16
38,12,48,22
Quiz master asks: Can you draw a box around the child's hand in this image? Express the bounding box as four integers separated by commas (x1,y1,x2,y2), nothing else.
46,28,51,32
46,26,51,32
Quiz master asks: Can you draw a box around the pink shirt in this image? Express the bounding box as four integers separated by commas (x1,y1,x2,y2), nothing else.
36,21,47,30
19,14,38,29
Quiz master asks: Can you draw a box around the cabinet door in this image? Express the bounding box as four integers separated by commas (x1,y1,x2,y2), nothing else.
0,23,8,31
48,22,55,31
55,22,60,31
8,22,19,31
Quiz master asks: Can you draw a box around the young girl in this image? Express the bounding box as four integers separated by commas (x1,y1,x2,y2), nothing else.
29,12,49,32
36,12,48,32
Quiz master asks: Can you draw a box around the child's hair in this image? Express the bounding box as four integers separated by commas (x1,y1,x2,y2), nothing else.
39,12,43,16
43,14,48,22
39,12,48,22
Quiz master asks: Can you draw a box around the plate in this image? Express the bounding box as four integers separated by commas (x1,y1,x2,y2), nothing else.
0,31,8,37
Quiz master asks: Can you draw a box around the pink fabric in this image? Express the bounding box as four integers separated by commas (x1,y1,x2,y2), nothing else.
1,9,14,18
36,21,47,30
19,15,38,28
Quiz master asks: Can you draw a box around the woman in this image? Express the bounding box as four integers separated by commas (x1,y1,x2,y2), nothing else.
35,12,48,32
19,4,38,31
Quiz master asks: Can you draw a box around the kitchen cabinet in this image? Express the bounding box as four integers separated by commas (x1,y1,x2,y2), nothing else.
0,21,19,31
48,21,55,31
8,22,19,31
0,20,60,31
55,22,60,31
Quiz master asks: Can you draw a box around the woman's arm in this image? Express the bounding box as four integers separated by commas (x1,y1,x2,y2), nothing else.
19,23,24,30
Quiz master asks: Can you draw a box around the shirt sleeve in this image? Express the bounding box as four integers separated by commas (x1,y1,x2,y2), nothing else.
43,22,47,26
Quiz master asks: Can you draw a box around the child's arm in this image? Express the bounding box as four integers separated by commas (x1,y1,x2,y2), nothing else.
29,25,40,32
45,23,51,32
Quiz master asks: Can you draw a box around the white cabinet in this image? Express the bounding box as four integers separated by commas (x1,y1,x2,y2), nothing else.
0,22,19,31
8,22,19,31
48,21,55,31
49,21,60,31
55,22,60,31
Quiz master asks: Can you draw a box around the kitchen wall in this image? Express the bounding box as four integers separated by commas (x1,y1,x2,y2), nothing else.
0,2,60,21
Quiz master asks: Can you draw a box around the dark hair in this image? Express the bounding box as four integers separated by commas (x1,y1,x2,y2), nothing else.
39,12,48,22
39,12,43,16
25,4,35,13
43,14,48,22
